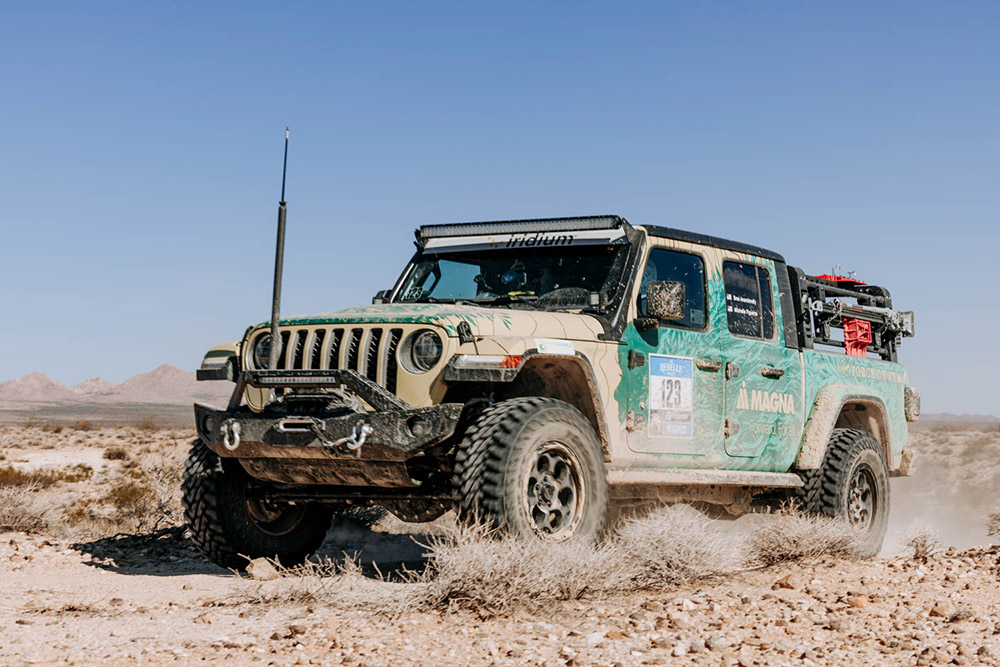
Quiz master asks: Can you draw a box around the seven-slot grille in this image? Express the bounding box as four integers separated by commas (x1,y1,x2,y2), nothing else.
270,327,404,394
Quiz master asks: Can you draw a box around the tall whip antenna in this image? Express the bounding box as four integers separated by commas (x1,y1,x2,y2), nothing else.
268,127,290,370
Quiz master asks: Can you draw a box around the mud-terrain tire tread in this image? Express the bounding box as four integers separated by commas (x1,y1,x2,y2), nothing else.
452,397,608,541
795,428,889,556
182,440,332,570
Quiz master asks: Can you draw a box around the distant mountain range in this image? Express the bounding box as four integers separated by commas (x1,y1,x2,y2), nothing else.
0,365,232,406
920,412,999,423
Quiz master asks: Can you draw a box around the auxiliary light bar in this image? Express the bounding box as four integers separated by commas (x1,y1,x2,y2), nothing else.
417,215,624,242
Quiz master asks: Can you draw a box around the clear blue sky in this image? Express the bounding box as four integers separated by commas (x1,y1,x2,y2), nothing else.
1,2,997,415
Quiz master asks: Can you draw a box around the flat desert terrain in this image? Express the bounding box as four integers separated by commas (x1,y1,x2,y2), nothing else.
1,415,998,666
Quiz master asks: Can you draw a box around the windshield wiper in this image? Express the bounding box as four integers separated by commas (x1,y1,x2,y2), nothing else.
410,297,479,306
472,295,543,309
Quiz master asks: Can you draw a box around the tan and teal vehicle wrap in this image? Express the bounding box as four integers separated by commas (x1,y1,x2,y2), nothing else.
186,215,918,567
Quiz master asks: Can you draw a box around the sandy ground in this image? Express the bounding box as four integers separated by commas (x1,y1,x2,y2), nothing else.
0,419,998,666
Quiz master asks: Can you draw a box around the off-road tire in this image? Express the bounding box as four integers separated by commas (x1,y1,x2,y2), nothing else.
182,440,333,570
795,428,890,557
453,397,608,542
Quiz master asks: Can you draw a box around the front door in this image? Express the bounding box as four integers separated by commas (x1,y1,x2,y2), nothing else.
719,258,801,460
624,245,725,456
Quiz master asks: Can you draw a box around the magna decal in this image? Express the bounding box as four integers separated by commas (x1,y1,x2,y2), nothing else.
736,381,795,415
506,233,574,248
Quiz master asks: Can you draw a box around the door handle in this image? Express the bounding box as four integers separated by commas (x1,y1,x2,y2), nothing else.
760,366,785,379
696,358,724,372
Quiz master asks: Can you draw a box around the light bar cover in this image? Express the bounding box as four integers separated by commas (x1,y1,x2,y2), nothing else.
418,215,622,241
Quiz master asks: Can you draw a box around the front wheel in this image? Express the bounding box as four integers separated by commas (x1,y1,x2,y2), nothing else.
795,428,890,557
182,440,333,570
453,397,608,543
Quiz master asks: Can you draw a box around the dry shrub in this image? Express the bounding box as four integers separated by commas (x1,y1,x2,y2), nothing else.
23,419,63,434
100,452,182,532
987,510,1000,538
69,420,98,432
902,525,942,560
614,505,742,587
102,446,128,461
0,485,56,533
418,522,623,612
132,416,162,433
230,505,870,615
64,450,184,537
0,464,93,488
745,508,863,567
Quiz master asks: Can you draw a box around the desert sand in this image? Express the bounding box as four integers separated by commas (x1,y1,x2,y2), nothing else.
0,416,998,666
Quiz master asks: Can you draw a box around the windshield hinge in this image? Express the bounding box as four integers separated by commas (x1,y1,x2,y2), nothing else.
457,321,475,344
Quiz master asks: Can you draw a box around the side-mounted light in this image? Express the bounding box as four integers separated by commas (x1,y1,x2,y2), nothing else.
451,354,524,370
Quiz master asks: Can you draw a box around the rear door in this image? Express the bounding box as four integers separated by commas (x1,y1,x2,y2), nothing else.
720,258,802,461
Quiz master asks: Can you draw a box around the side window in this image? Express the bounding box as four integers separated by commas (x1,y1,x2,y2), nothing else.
723,261,774,339
638,248,706,329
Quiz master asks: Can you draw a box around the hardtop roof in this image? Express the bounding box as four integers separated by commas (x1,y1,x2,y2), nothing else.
415,215,784,263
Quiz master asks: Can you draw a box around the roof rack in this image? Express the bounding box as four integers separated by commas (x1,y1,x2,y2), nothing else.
787,268,914,362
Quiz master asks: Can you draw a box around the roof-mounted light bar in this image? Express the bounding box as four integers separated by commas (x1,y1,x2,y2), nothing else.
417,215,624,242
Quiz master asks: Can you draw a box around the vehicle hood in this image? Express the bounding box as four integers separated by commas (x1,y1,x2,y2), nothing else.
262,304,605,340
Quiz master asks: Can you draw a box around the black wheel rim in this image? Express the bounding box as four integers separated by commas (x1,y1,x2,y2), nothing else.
847,463,877,531
523,441,585,541
245,498,307,537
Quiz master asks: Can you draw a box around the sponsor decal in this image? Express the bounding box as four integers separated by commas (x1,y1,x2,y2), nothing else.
839,359,905,384
749,421,796,436
535,338,575,355
506,233,574,248
649,355,694,438
735,381,796,415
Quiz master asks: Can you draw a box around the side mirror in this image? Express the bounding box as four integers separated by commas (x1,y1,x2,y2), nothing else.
646,281,686,321
372,289,392,305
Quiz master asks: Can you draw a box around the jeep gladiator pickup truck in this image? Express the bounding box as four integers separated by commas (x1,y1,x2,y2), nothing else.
186,215,918,567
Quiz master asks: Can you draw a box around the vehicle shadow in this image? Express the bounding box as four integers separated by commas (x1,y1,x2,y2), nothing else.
71,512,440,578
71,526,230,577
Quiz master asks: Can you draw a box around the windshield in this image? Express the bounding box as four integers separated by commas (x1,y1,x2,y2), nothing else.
396,244,630,309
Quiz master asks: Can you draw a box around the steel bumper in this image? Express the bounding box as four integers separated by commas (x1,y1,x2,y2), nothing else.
193,401,464,487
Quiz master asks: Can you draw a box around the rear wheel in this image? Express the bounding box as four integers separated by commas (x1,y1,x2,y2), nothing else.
182,440,333,570
795,428,890,557
453,397,608,542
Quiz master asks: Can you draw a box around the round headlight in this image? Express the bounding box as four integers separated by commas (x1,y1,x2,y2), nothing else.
408,330,443,373
253,334,272,369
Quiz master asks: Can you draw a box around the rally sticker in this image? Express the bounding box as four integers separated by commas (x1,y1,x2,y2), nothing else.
648,354,694,438
535,338,575,355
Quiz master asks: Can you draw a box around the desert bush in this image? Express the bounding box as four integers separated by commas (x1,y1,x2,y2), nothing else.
0,464,93,488
102,446,128,461
614,505,742,587
68,420,98,432
100,452,182,532
0,485,55,533
230,504,871,615
23,418,65,433
902,525,941,560
132,416,162,433
745,508,863,567
418,522,624,612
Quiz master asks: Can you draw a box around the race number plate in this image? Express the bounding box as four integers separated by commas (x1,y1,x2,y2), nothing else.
648,355,694,438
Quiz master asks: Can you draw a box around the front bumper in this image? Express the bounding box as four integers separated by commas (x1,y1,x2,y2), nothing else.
194,398,463,488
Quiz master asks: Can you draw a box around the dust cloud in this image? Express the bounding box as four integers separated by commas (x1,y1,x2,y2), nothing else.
882,422,1000,555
